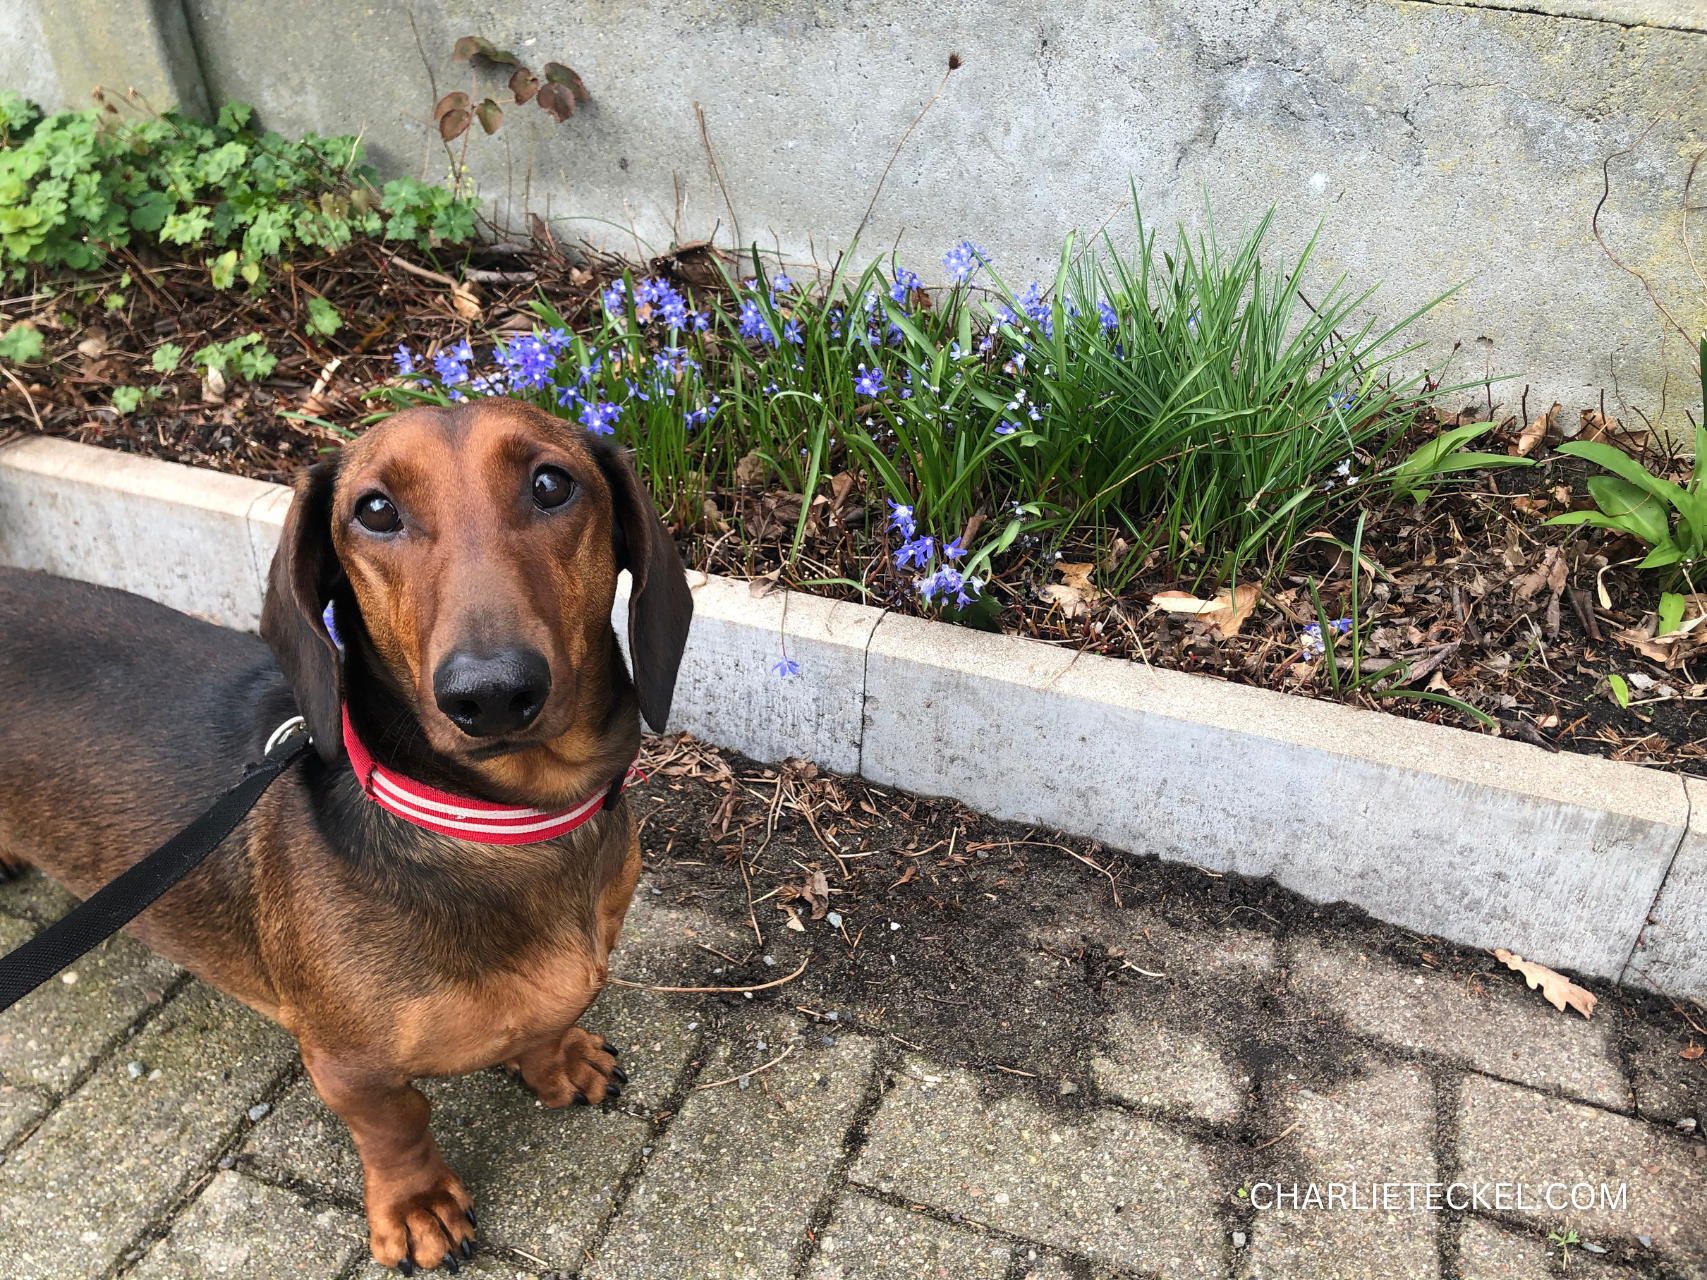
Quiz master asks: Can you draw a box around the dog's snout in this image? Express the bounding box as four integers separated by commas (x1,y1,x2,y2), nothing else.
433,648,552,737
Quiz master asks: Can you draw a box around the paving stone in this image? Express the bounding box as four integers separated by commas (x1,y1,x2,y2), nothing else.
350,1253,515,1278
1292,937,1628,1108
1454,1216,1640,1279
129,1170,364,1277
0,914,182,1094
1092,1010,1251,1123
853,1056,1223,1275
0,1081,51,1147
244,982,698,1269
808,1191,1012,1279
0,982,297,1279
0,868,79,925
1240,1060,1437,1280
1623,1017,1707,1127
587,1012,876,1280
1457,1074,1707,1267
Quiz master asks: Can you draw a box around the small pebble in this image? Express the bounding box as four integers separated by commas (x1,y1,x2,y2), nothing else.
60,971,77,985
642,1146,652,1156
127,1061,146,1080
763,955,776,967
822,1035,835,1048
217,1155,236,1170
1638,1235,1652,1249
687,1021,698,1030
890,921,901,931
1058,1080,1080,1096
1581,1242,1607,1254
1677,1117,1698,1133
247,1103,271,1122
826,1011,839,1021
826,911,843,928
737,1074,751,1090
148,1069,162,1080
1232,1232,1247,1248
756,1039,767,1051
650,887,661,895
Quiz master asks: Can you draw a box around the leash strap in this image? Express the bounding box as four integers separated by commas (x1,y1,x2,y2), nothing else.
0,726,311,1015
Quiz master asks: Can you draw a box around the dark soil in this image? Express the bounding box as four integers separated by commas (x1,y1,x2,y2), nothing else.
4,242,1704,775
624,734,1707,1165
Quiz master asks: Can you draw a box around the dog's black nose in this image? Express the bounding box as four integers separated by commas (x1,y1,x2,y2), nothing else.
433,648,551,737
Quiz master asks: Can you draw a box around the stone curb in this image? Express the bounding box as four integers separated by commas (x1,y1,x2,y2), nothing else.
3,436,1702,999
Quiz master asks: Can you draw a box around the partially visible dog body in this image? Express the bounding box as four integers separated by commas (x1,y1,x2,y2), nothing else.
0,398,692,1272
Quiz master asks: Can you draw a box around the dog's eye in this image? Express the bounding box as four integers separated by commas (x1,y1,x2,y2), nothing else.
355,493,400,533
532,466,575,511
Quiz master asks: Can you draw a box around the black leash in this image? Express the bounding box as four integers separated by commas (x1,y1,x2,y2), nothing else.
0,719,311,1014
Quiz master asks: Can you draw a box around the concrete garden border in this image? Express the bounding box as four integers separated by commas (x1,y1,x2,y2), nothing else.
2,434,1703,1001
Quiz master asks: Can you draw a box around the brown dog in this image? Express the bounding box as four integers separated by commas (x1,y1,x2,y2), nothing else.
0,398,692,1271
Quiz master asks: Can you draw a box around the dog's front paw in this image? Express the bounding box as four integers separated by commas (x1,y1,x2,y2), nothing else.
507,1026,627,1108
365,1159,476,1273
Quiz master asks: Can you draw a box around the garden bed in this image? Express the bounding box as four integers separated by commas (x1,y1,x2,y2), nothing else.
2,95,1703,777
4,233,1702,778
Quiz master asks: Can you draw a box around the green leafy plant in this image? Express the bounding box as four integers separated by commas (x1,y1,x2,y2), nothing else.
1606,672,1631,708
305,295,342,337
193,332,275,382
1387,420,1533,506
435,35,589,143
1545,429,1707,572
1548,1224,1581,1266
0,94,478,285
151,342,184,374
0,320,42,363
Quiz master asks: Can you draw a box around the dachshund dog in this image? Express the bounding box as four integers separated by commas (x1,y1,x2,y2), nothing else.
0,398,693,1271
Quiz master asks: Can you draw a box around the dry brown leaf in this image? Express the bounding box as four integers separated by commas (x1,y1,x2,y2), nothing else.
450,282,481,320
1512,402,1561,458
1493,948,1597,1019
734,451,770,491
780,903,806,932
1682,1043,1704,1060
1202,584,1261,637
1058,563,1097,592
1039,584,1091,618
1426,671,1452,694
1152,590,1220,615
802,867,830,920
748,569,782,599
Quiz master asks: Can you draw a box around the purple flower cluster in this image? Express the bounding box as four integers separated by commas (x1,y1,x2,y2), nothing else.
1300,618,1353,656
604,276,699,332
854,364,886,398
889,266,921,306
738,297,776,345
942,240,986,284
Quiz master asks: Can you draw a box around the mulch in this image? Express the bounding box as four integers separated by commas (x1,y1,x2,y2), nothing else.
3,240,1701,776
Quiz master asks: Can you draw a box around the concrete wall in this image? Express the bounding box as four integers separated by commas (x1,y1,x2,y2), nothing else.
5,0,1705,429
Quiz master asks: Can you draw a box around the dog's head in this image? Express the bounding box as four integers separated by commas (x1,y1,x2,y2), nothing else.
261,398,692,799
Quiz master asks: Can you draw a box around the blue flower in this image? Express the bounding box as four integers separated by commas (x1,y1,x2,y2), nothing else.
772,273,794,293
854,364,886,398
917,566,981,607
1330,387,1358,411
996,420,1020,436
942,537,967,561
894,535,935,569
887,500,916,539
392,344,418,376
737,298,775,345
783,318,803,345
496,334,554,392
691,311,710,333
889,267,921,306
772,656,801,678
942,240,986,283
601,280,627,314
1098,301,1118,332
447,339,474,364
433,351,469,384
1300,619,1353,656
685,405,712,430
578,400,622,435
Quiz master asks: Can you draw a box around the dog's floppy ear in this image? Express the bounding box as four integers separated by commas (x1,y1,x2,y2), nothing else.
595,443,694,731
261,460,344,763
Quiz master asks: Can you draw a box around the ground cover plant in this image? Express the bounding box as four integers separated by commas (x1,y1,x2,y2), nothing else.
3,91,1706,775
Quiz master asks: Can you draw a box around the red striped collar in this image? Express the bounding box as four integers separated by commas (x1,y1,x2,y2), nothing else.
341,707,640,845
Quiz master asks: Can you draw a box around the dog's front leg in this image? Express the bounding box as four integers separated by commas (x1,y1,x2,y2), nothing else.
301,1040,475,1273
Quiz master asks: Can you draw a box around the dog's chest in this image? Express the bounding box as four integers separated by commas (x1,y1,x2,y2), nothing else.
395,942,608,1076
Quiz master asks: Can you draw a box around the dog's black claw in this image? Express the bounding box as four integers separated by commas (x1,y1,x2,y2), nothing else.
605,1084,623,1102
605,1043,620,1057
465,1208,477,1228
397,1261,415,1277
461,1239,474,1260
612,1066,629,1085
443,1253,460,1274
573,1090,589,1106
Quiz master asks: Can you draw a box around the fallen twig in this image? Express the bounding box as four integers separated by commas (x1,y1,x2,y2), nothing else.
694,1044,796,1090
608,954,810,994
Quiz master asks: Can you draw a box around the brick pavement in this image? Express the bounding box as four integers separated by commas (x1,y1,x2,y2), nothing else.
2,830,1703,1279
